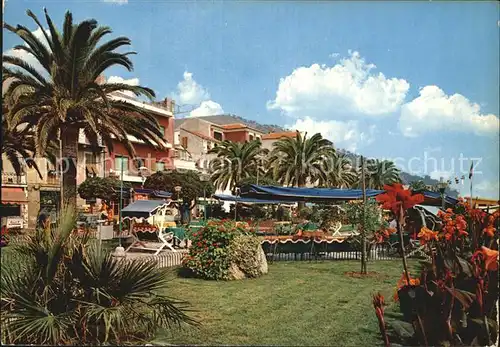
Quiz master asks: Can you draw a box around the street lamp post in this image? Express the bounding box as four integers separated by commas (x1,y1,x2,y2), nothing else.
437,177,448,210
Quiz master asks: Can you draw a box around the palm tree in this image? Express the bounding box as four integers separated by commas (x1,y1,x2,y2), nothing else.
359,159,401,189
3,9,166,208
324,154,358,188
409,180,427,193
208,139,266,191
1,115,56,179
268,131,335,188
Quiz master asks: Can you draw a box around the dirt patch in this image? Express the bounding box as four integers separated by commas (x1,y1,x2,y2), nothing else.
344,271,387,279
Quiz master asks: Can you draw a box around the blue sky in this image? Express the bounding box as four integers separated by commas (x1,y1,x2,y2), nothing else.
4,0,499,199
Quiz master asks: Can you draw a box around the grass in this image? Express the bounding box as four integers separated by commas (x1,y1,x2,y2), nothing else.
157,260,416,346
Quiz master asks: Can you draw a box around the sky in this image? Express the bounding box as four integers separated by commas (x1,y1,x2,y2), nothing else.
3,0,500,199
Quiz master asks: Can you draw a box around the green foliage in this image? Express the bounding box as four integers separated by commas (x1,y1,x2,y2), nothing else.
409,180,427,192
356,159,401,189
239,175,280,187
144,170,214,203
181,220,255,280
227,234,263,278
0,209,195,345
209,140,268,191
78,176,132,201
268,132,335,187
3,9,164,207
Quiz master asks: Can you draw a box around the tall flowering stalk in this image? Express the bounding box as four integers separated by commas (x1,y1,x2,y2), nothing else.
373,293,390,347
376,184,424,283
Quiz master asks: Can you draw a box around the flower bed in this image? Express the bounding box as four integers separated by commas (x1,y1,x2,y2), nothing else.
372,186,499,347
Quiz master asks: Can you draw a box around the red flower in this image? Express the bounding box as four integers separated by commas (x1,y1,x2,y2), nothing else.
376,184,424,217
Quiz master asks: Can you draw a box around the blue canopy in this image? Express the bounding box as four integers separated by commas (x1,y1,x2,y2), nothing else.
240,185,383,202
213,194,293,205
421,190,459,207
122,200,169,219
134,188,172,199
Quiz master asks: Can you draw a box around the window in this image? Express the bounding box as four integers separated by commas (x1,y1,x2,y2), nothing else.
114,156,128,172
159,126,165,137
133,158,144,169
213,131,223,141
249,134,254,141
85,153,97,164
181,136,188,148
156,161,165,172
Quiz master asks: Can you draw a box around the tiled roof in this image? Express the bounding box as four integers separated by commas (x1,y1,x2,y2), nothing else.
261,131,298,140
221,123,247,130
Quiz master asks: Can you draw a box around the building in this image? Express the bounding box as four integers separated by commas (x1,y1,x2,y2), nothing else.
1,157,29,227
103,92,176,186
174,115,268,173
261,131,298,151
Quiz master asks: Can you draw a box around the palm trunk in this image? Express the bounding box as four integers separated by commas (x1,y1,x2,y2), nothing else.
61,127,79,212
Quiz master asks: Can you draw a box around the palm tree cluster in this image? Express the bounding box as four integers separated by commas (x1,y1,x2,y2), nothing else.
208,131,401,191
2,9,166,208
0,211,195,345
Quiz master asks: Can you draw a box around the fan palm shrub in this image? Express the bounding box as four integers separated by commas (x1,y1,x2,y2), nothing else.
0,210,195,345
3,9,166,209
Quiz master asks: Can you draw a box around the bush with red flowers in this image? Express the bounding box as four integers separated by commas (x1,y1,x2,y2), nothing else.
181,219,263,280
373,189,499,347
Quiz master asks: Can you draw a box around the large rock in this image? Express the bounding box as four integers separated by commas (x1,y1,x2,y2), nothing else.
227,243,268,280
228,263,246,280
256,245,268,274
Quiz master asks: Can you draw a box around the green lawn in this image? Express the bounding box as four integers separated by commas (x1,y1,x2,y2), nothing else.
157,260,415,346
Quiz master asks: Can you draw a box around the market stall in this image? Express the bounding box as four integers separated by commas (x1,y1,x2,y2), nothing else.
122,200,177,254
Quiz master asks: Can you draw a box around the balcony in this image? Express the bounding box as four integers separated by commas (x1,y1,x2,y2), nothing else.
174,158,197,171
1,172,27,186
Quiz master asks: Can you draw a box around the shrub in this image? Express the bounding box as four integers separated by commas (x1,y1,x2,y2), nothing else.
1,210,195,345
181,219,257,280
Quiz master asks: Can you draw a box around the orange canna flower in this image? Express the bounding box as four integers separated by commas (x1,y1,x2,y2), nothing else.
473,246,499,271
394,272,421,302
483,225,495,237
417,226,439,244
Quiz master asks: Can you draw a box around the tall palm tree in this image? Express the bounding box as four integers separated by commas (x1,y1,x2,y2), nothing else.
323,153,358,188
208,139,266,191
3,9,166,208
268,131,335,188
359,159,401,189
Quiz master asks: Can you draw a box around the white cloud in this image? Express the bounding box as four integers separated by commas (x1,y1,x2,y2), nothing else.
4,28,51,76
107,76,139,97
103,0,128,4
267,50,410,119
189,100,224,118
175,71,210,105
172,71,224,117
286,116,376,152
399,85,500,137
474,180,500,199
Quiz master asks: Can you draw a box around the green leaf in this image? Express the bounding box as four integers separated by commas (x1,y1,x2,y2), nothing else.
455,255,473,277
390,320,415,339
444,287,475,309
